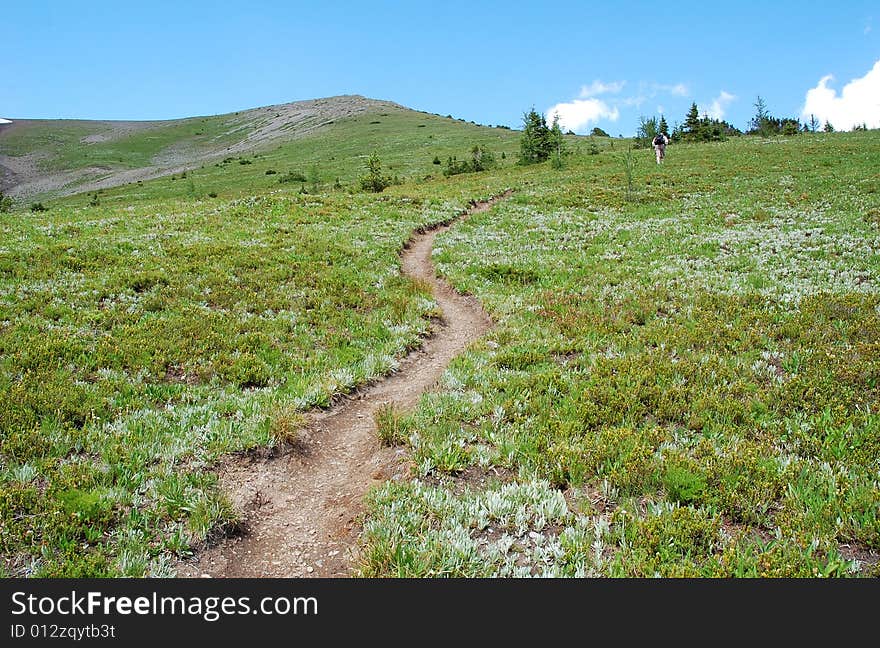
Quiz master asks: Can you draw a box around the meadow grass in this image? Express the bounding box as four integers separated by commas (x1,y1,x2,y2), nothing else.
0,182,497,575
360,131,880,577
2,118,878,577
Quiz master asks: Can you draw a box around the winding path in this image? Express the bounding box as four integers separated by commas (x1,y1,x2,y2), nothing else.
178,191,510,578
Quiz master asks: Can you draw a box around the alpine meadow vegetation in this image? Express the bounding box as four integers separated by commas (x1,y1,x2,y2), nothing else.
359,129,880,578
1,101,879,578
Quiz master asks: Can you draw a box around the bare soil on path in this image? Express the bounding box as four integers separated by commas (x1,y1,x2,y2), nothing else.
177,191,510,578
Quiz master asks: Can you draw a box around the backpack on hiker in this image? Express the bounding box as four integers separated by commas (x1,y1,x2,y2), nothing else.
653,134,665,147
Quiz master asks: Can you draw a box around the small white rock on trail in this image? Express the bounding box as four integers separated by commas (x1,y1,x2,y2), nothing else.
178,190,511,578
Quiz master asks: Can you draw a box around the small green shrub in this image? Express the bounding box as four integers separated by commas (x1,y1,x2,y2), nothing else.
218,353,272,388
611,506,722,576
279,170,307,184
443,146,496,177
58,489,114,526
663,463,707,504
0,191,13,212
428,440,470,474
128,270,168,293
479,263,539,284
269,403,303,446
359,153,391,193
375,403,409,446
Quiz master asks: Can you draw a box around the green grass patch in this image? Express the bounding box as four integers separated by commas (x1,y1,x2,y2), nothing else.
360,130,880,578
3,110,879,578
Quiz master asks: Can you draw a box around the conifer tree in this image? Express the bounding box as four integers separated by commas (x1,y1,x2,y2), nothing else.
359,153,390,192
549,114,565,167
519,108,551,164
750,96,771,135
684,102,700,135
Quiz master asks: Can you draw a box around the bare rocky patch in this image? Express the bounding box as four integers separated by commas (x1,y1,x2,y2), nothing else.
838,541,880,576
423,463,517,496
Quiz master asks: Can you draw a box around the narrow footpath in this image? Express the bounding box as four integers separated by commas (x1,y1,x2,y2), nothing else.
178,191,510,577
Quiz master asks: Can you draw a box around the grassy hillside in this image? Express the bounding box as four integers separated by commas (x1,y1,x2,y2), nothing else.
0,96,525,202
362,132,880,577
0,116,232,170
1,104,878,577
0,188,501,576
65,110,529,207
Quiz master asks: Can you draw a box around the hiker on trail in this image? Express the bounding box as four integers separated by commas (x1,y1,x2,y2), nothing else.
652,132,669,164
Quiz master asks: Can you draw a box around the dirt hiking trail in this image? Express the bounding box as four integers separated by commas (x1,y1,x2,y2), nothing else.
178,190,511,578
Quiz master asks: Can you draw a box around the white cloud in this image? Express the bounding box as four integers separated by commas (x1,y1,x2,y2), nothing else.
547,78,687,133
546,99,620,133
0,119,11,124
579,80,626,98
644,82,689,97
621,95,647,107
619,82,688,108
801,60,880,131
707,91,736,120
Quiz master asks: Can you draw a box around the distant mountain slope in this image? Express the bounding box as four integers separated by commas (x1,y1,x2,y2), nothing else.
0,95,407,199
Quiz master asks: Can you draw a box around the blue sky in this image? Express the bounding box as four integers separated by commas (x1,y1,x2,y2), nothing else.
3,1,878,133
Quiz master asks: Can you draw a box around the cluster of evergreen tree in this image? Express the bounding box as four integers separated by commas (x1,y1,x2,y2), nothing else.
747,97,854,135
747,96,805,136
634,115,671,147
672,103,741,142
638,95,839,147
442,145,496,177
518,109,565,165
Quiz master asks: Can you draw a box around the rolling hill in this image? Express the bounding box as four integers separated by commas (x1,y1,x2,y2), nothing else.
0,95,521,202
1,93,878,578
